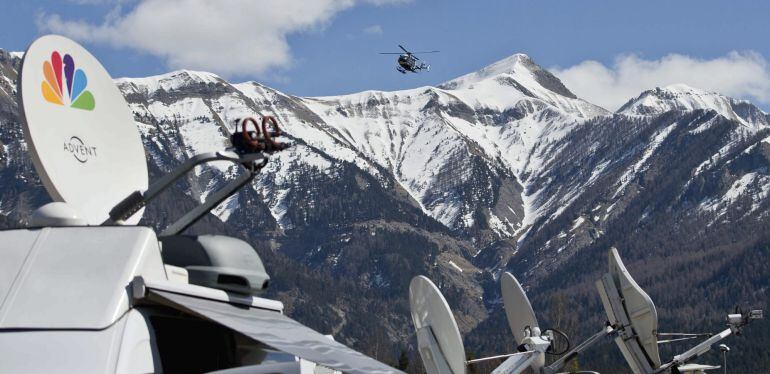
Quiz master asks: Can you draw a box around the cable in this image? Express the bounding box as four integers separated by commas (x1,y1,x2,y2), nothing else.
543,327,571,355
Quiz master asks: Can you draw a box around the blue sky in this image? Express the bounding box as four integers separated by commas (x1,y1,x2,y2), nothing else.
3,0,770,110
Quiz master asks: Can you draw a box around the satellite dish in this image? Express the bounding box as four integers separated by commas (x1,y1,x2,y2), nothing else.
18,35,148,225
501,272,545,370
409,276,465,374
607,248,661,368
501,272,539,345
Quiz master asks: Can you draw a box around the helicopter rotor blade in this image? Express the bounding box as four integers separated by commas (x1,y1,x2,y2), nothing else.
379,53,403,55
412,51,440,54
399,44,410,53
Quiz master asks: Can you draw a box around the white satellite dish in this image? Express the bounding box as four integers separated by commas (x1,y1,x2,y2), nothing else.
501,272,540,346
409,276,465,374
18,35,148,225
501,272,546,371
595,247,660,374
607,247,661,367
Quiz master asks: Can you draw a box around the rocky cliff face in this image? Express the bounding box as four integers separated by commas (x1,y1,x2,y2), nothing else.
2,48,769,371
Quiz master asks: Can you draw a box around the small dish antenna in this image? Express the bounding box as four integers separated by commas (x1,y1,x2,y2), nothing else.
18,35,148,224
409,276,465,374
501,272,541,348
597,247,661,372
501,272,547,371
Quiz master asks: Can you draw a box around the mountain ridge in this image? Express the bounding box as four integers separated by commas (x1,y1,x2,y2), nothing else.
618,83,769,125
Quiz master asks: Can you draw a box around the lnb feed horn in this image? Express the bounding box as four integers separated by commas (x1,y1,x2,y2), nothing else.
231,116,291,154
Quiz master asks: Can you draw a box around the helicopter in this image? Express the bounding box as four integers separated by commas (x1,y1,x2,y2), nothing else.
379,44,439,74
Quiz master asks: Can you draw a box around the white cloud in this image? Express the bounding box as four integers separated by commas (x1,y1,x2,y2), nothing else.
363,24,383,35
39,0,407,78
551,52,770,111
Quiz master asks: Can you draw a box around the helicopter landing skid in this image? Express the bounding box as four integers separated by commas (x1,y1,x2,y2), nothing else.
396,66,407,74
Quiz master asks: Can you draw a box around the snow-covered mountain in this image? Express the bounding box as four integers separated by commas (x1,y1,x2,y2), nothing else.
2,47,769,370
618,83,769,127
111,53,614,245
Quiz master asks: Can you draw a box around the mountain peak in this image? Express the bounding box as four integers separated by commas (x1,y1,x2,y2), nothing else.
439,53,557,90
618,84,767,127
438,53,608,118
473,53,535,77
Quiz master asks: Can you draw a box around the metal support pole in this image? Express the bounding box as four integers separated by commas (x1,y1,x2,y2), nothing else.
542,325,615,374
104,151,266,225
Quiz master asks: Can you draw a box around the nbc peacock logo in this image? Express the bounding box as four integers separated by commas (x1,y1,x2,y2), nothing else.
41,51,95,111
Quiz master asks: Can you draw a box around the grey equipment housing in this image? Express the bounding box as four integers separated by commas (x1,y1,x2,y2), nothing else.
160,235,270,295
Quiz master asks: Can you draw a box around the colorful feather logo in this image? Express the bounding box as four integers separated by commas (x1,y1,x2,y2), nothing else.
41,51,95,111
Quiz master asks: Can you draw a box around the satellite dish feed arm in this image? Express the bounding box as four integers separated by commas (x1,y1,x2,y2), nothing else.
542,325,617,374
654,328,732,373
159,167,257,236
488,351,542,374
106,151,266,225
